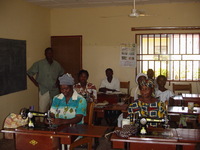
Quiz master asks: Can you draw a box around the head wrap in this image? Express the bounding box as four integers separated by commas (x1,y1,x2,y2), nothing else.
59,73,74,85
135,73,148,84
139,79,154,89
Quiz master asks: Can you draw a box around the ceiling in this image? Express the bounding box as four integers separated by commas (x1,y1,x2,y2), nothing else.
25,0,200,8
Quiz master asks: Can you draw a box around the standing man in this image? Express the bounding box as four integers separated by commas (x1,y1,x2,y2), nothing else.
99,68,120,93
27,47,65,113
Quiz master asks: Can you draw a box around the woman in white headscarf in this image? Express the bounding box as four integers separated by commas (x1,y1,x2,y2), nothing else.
130,73,148,101
118,73,148,127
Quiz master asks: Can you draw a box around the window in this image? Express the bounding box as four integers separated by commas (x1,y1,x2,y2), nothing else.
136,33,200,81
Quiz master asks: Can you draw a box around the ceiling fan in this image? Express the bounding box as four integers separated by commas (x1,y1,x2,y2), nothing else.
129,0,148,17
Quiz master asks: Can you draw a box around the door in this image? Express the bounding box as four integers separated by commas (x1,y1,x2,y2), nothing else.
51,36,82,82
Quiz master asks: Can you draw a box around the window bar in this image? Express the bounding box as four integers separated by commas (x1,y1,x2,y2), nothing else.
185,34,187,80
158,34,161,75
171,35,174,81
172,34,174,55
166,34,169,79
179,34,181,80
166,34,168,54
172,61,174,80
160,60,162,75
141,35,144,72
153,34,155,55
160,34,162,54
191,33,192,54
199,34,200,81
154,60,156,77
185,33,187,55
191,61,193,81
147,34,149,55
185,61,187,81
166,60,168,78
153,34,156,77
199,33,200,53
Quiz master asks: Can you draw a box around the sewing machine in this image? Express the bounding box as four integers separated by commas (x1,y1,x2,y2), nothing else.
20,108,50,128
131,114,169,135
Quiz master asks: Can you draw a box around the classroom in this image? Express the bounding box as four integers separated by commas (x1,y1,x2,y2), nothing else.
0,0,200,149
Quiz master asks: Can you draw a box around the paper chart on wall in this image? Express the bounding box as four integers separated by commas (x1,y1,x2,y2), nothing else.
120,43,136,67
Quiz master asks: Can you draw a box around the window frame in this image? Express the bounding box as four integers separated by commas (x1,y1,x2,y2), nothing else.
135,33,200,82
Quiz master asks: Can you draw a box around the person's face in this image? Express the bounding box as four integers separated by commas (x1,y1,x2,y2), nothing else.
147,70,154,79
157,77,166,88
106,70,113,79
79,73,88,84
60,85,73,97
45,50,53,62
137,76,146,84
140,85,152,98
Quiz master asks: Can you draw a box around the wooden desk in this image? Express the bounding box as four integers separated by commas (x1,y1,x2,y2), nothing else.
57,124,107,138
111,127,199,150
168,106,200,115
97,93,120,104
173,95,183,106
94,103,128,118
182,94,200,106
1,124,108,150
173,94,200,106
1,126,60,150
94,103,128,126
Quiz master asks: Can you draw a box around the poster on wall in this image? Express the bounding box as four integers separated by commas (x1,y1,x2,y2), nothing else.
120,43,137,67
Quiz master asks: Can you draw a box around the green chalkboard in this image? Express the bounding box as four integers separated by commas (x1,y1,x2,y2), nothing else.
0,38,27,96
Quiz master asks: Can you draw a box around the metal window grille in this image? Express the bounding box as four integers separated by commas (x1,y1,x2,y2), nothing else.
136,33,200,81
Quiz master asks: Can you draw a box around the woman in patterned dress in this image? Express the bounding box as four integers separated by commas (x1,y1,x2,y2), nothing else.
128,79,166,127
49,73,87,126
74,70,97,103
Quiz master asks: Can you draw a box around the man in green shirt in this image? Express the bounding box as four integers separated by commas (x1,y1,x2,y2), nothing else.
27,47,64,113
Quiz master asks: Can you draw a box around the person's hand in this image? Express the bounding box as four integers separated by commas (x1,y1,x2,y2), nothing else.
99,87,107,93
45,112,55,125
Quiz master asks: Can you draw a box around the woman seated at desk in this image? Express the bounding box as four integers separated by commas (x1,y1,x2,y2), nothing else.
74,69,97,103
99,68,120,93
49,73,87,125
128,79,166,127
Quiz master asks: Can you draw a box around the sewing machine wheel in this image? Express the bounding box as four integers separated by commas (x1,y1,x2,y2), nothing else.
140,118,147,125
20,108,29,119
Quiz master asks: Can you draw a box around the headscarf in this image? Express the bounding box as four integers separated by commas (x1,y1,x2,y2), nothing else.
58,73,74,85
135,73,148,84
139,79,154,89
